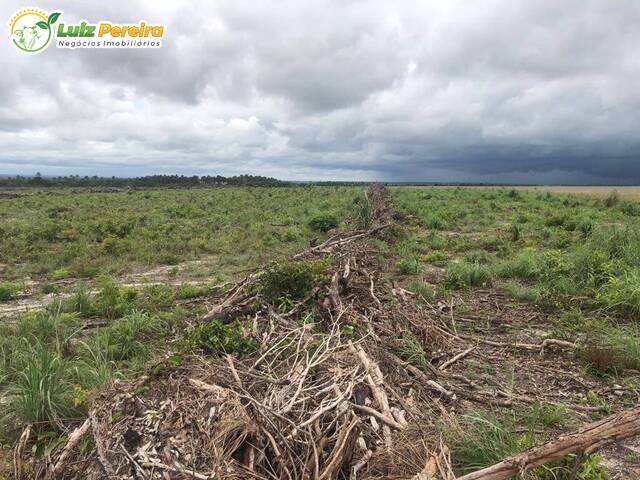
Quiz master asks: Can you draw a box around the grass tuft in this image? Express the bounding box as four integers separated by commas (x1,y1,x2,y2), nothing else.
0,282,21,302
443,261,493,289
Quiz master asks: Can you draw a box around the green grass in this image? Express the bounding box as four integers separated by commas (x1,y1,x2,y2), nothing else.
442,261,493,289
259,259,329,302
406,279,435,303
308,212,340,232
395,331,428,368
578,322,640,374
0,281,21,301
188,320,258,356
0,297,184,441
1,184,639,471
94,311,167,362
499,281,542,303
0,186,358,280
597,268,640,317
6,343,76,428
393,187,640,320
446,410,607,479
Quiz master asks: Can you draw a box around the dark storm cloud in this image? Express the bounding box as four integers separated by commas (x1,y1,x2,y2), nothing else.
2,0,640,182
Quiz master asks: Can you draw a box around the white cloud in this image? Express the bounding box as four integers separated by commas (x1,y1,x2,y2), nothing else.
2,0,640,182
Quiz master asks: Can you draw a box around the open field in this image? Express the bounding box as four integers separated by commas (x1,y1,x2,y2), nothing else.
1,185,640,479
513,186,640,199
412,185,640,200
0,186,359,281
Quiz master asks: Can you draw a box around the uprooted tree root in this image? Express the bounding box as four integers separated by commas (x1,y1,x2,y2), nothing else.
21,185,640,480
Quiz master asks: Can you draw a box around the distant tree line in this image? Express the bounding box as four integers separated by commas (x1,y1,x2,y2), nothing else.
0,173,287,188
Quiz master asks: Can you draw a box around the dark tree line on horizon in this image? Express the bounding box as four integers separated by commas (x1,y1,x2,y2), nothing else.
0,173,286,188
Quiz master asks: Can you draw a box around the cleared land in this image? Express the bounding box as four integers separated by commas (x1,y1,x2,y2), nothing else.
513,186,640,199
1,185,640,479
420,185,640,200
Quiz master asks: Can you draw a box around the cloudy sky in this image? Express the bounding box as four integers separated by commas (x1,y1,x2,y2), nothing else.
2,1,640,183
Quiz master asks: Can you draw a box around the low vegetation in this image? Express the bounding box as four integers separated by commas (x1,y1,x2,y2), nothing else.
0,186,355,280
1,184,639,478
446,410,607,479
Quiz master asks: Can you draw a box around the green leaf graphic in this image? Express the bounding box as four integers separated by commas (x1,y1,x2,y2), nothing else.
36,21,48,29
48,12,61,25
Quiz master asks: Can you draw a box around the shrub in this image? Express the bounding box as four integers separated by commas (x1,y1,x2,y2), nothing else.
189,320,258,356
308,213,339,232
0,282,20,302
507,189,521,200
604,190,619,208
260,260,329,302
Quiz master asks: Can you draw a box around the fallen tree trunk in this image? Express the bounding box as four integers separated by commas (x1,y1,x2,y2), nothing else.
457,404,640,480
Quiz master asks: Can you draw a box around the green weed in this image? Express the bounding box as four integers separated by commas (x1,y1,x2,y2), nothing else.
189,320,258,356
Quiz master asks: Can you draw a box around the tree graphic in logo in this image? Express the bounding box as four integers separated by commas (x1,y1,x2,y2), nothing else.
8,9,61,54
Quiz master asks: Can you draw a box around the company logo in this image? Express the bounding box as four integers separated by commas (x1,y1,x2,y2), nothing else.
8,8,165,53
8,8,60,54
